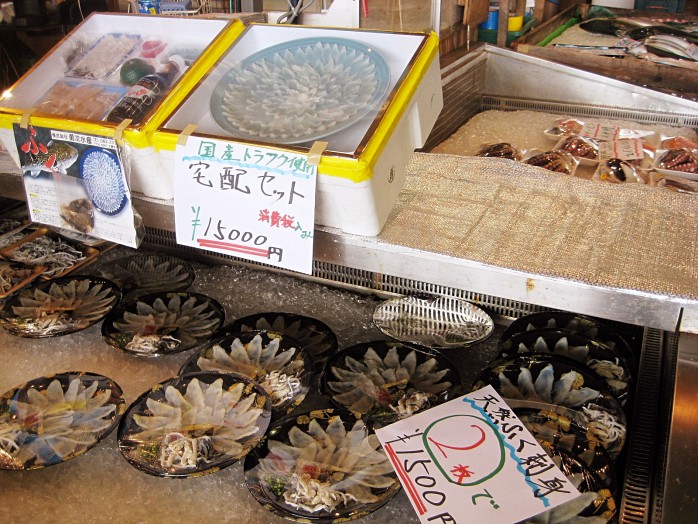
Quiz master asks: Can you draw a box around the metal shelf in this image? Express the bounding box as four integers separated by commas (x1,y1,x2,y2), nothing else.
3,47,696,335
1,163,695,336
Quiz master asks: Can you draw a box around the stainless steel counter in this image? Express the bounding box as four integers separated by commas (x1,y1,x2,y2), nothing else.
661,332,698,523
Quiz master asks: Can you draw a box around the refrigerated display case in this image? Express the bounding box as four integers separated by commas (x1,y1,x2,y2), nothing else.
134,46,698,523
0,43,696,523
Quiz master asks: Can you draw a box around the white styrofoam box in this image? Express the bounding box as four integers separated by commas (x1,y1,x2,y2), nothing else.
314,58,443,236
123,144,163,197
153,55,442,234
0,13,236,195
152,24,443,235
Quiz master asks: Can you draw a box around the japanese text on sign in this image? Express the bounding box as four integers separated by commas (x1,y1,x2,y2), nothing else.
50,130,117,149
599,138,646,161
375,385,581,524
580,123,620,142
174,137,318,274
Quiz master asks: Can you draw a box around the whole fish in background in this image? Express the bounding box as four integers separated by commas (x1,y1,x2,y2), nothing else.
579,17,647,35
21,140,78,176
644,35,698,61
625,25,698,45
580,16,698,38
579,16,698,61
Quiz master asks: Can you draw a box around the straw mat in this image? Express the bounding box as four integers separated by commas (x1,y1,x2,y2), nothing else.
376,153,697,300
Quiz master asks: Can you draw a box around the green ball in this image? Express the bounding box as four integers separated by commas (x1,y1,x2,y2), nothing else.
120,58,156,86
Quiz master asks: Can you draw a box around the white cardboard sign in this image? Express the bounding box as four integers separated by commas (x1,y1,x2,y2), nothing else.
599,138,646,161
580,122,620,142
375,385,582,524
173,137,318,274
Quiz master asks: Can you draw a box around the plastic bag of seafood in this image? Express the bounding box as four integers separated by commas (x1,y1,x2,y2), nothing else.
544,117,661,147
523,150,579,175
554,135,600,166
649,171,698,194
653,148,698,181
243,409,400,522
660,135,698,151
476,142,524,161
544,118,637,146
593,158,647,184
544,118,586,140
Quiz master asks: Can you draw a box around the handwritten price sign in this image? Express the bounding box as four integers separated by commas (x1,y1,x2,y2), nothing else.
173,137,318,274
598,138,646,161
375,385,582,524
580,122,620,142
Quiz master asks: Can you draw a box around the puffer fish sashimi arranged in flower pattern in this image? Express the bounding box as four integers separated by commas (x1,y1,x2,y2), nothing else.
118,374,271,478
245,411,400,521
0,372,124,470
473,355,627,460
0,276,120,337
212,38,390,144
96,254,195,298
102,292,224,356
182,331,309,414
228,312,338,358
499,331,633,406
325,341,459,420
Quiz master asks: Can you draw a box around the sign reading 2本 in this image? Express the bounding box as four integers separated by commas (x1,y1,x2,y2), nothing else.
375,385,583,524
173,137,318,274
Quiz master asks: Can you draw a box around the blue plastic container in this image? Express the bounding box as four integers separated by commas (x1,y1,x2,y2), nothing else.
137,0,160,13
480,8,499,30
635,0,684,12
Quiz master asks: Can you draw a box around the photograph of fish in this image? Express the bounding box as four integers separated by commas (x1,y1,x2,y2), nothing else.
20,137,78,177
